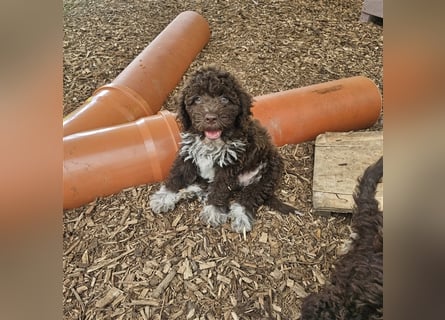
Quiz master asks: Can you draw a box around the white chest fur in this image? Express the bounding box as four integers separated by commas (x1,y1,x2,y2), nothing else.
179,133,246,181
196,154,216,181
179,133,264,186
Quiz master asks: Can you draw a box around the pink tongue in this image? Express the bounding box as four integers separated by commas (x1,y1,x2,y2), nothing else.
205,130,222,140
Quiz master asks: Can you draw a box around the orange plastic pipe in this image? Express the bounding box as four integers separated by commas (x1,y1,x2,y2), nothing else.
63,11,210,137
251,76,382,146
63,76,381,209
64,111,180,209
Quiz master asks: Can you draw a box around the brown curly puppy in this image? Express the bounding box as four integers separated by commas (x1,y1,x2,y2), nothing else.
300,156,383,320
149,66,301,233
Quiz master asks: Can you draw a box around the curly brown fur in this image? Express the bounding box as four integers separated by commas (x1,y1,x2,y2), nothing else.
301,156,383,320
149,66,301,233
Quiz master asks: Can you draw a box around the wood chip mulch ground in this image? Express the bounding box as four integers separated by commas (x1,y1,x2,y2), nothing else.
63,1,383,319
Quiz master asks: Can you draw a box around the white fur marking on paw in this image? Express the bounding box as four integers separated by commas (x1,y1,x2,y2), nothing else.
149,185,179,213
200,205,228,227
229,203,253,233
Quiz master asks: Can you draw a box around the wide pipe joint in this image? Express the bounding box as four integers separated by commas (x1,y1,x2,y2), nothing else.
63,11,210,136
63,111,180,209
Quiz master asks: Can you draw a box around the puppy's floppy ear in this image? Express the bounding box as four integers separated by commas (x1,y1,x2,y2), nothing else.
177,92,192,131
235,88,253,128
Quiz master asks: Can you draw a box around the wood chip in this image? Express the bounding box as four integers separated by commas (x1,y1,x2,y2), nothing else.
230,295,237,307
270,268,283,280
81,249,89,265
150,268,177,298
272,304,282,312
172,211,184,227
87,248,135,273
241,277,253,284
199,261,216,270
178,258,193,280
217,274,231,285
286,279,294,288
313,269,326,285
119,208,131,225
71,287,85,311
95,287,122,308
111,294,126,308
64,239,80,256
128,299,160,306
76,285,88,294
293,283,309,298
259,232,268,243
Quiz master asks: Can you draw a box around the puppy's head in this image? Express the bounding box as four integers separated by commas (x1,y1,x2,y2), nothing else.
177,66,252,141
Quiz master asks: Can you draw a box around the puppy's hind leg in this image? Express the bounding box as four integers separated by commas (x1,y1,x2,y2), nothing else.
228,185,262,233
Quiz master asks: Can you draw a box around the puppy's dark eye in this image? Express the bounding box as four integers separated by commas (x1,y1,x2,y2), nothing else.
220,96,229,104
193,96,202,104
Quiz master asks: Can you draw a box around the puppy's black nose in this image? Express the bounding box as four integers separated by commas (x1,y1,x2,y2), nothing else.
205,114,217,124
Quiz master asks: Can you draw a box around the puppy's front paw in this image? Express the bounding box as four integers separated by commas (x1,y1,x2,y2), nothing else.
229,203,253,233
149,186,178,213
200,205,228,227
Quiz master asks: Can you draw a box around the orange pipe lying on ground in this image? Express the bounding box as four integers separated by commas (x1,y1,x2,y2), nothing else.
64,111,180,209
252,76,382,146
63,76,382,209
63,11,210,137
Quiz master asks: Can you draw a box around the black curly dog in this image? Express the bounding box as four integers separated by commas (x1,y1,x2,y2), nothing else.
149,66,301,233
301,156,383,319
